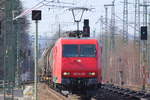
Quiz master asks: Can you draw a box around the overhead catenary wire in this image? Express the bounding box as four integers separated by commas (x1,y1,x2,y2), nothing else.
95,14,139,35
44,4,76,8
13,0,75,20
115,15,139,32
13,0,46,20
44,0,75,5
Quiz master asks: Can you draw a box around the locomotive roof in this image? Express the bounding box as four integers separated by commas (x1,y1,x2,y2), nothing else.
55,37,98,45
60,37,97,40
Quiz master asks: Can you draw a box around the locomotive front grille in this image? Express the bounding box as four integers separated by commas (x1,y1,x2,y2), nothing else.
62,77,98,85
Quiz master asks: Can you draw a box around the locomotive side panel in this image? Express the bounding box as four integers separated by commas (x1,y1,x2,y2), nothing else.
52,40,62,84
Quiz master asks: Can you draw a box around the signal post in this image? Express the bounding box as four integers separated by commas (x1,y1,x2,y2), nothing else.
140,26,148,90
140,2,149,90
32,10,42,100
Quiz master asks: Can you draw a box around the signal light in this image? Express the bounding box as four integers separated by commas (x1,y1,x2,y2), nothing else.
141,26,147,40
32,10,41,20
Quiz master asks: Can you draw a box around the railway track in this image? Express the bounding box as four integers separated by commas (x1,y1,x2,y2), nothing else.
60,84,150,100
101,84,150,100
45,83,97,100
22,82,150,100
47,87,67,100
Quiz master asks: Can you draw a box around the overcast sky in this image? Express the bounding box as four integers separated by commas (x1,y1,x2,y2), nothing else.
20,0,141,37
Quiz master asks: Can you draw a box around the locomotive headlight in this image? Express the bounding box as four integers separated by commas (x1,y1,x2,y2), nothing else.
76,59,81,63
46,77,49,80
63,72,70,75
88,72,96,76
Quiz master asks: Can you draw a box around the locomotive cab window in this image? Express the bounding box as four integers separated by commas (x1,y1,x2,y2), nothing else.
80,45,96,57
63,45,78,57
63,44,96,57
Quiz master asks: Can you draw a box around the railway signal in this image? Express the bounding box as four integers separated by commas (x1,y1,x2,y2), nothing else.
32,10,42,20
140,26,147,40
32,10,42,100
140,26,148,90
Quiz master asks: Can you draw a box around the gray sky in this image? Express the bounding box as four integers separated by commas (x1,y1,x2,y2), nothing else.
20,0,139,37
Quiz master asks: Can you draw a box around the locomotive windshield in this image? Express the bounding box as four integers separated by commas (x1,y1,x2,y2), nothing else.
63,44,96,57
63,45,78,57
80,45,96,57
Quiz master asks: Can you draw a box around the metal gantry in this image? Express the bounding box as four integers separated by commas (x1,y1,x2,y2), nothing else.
104,6,108,82
123,0,128,44
134,0,140,43
110,0,115,50
104,1,116,83
104,1,116,51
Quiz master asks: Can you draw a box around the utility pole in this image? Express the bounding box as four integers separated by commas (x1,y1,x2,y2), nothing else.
104,1,116,50
104,6,108,36
59,24,61,37
110,0,115,50
123,0,128,44
4,0,17,99
104,0,116,83
134,0,141,91
134,0,140,43
100,16,104,42
15,18,20,88
13,0,21,88
103,6,108,81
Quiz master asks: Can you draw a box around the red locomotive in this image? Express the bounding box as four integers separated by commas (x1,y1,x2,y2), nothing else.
47,38,102,89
